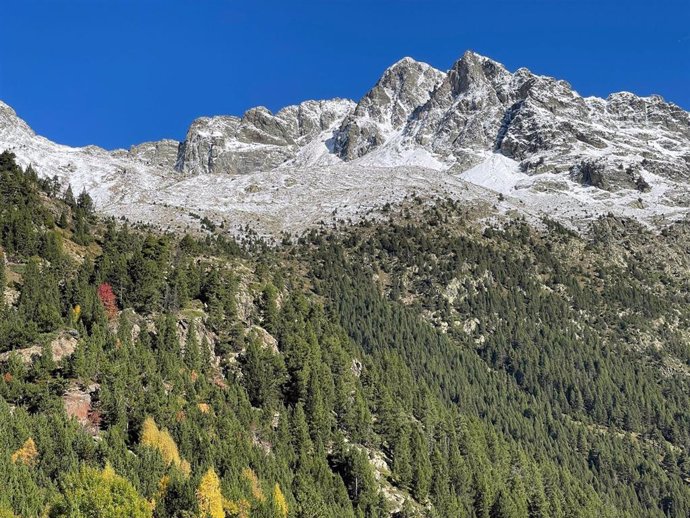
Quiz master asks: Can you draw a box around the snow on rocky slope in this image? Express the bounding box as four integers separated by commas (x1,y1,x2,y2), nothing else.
1,50,689,236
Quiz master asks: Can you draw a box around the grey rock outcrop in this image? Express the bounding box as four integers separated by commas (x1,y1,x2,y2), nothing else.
126,139,180,169
333,57,445,160
175,99,354,175
410,50,516,162
0,50,689,236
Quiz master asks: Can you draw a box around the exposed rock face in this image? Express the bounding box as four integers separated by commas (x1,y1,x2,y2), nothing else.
176,316,218,360
331,51,690,191
0,50,688,235
409,51,516,165
498,83,690,183
377,51,690,184
63,383,100,435
3,288,17,306
50,332,79,362
333,57,445,160
569,160,639,192
175,99,355,175
125,139,180,169
0,331,78,365
246,325,279,354
0,345,43,364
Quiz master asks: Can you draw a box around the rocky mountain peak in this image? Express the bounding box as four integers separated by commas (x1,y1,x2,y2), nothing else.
354,56,444,126
448,50,511,96
1,50,688,236
333,57,444,160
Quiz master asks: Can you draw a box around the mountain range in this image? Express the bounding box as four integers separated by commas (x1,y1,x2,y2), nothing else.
2,50,688,235
4,49,690,518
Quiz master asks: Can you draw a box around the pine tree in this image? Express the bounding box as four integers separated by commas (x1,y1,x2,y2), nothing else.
0,249,5,299
18,258,61,332
527,470,549,518
341,447,378,512
292,403,312,461
473,474,491,518
63,185,76,209
392,427,413,488
410,428,432,502
77,189,94,215
58,209,69,228
72,209,92,245
241,334,286,409
260,283,279,334
490,489,519,518
305,365,331,445
184,319,201,373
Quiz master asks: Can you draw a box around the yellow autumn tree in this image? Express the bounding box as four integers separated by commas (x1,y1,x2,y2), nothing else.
102,462,118,482
52,463,152,518
70,304,81,325
224,498,250,518
197,467,225,518
140,417,161,448
273,483,288,518
242,467,265,502
140,416,189,475
11,437,38,466
150,474,171,511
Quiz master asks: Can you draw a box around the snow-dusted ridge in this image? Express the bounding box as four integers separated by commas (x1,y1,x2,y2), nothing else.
1,50,689,236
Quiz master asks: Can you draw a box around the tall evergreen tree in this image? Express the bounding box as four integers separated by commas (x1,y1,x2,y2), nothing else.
0,249,5,295
18,258,61,332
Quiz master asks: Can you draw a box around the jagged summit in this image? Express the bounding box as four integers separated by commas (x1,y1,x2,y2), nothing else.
333,57,445,160
0,50,688,235
175,98,355,175
448,50,511,95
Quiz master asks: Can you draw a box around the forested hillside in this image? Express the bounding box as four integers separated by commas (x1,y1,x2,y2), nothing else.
1,150,689,517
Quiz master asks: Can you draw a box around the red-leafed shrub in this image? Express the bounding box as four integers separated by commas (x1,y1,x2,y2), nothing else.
97,283,118,320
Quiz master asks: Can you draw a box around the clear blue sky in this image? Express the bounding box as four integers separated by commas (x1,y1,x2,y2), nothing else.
1,0,688,150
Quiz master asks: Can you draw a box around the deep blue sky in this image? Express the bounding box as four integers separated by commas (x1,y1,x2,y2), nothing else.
1,0,688,150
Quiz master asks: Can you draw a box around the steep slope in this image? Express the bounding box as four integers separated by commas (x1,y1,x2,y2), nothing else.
1,50,689,235
3,152,690,517
333,57,445,161
0,100,177,208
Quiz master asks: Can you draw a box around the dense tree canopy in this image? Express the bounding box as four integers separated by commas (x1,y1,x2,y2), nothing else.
0,152,689,517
